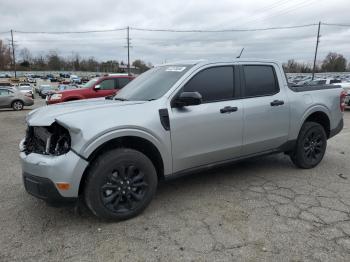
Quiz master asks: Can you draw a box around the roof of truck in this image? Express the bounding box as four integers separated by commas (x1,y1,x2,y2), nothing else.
159,58,281,66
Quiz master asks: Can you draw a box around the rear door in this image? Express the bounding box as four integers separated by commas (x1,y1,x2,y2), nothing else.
240,64,289,155
117,77,132,90
169,65,244,173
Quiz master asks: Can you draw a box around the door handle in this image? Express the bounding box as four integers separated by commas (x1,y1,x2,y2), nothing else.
220,106,238,113
270,100,284,106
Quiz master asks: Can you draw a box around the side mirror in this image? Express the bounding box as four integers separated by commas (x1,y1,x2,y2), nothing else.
94,84,101,90
174,91,202,107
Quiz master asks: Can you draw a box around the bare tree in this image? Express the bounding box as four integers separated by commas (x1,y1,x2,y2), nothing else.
19,47,32,63
0,40,12,70
321,52,347,72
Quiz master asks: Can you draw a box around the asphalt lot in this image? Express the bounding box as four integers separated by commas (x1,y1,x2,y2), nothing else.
1,98,350,262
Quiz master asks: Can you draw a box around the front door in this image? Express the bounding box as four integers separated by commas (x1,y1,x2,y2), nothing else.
94,78,118,98
169,66,243,173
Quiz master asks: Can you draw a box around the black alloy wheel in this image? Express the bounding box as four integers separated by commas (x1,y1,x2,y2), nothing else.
100,165,149,213
84,148,158,220
290,122,327,169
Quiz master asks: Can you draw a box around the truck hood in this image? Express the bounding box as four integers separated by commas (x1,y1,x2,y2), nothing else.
26,98,145,126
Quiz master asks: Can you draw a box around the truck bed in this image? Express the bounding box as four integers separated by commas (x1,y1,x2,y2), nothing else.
289,84,342,92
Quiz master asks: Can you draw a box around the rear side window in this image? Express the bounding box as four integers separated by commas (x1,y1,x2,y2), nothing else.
183,66,234,102
118,78,131,89
243,65,279,97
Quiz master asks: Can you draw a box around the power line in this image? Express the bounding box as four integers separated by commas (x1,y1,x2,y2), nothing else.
131,24,318,33
235,0,305,27
242,0,317,28
322,23,350,27
2,23,344,35
14,28,126,34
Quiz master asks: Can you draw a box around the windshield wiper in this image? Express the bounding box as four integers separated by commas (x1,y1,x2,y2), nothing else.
114,97,128,101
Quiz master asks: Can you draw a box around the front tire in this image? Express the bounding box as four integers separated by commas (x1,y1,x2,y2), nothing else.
84,148,158,220
290,122,327,169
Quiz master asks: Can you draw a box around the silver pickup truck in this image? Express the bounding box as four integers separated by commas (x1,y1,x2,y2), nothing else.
20,59,346,220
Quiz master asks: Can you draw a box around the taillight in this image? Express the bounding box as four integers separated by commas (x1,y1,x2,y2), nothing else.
340,90,347,112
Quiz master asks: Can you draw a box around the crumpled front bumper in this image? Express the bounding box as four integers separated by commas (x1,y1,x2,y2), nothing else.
20,140,88,201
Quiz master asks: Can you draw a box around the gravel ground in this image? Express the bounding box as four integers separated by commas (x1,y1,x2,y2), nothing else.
0,99,350,262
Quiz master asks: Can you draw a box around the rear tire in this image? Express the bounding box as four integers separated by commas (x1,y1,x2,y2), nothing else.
290,122,327,169
84,148,158,220
12,100,24,111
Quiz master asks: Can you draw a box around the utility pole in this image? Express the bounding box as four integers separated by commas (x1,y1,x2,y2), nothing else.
312,21,321,80
10,29,17,78
126,26,131,76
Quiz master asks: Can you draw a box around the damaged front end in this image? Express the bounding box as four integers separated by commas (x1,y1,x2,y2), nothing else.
23,122,71,156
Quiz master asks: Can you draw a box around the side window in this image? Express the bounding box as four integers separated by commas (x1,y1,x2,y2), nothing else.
99,79,115,90
118,78,131,89
0,89,9,96
243,65,279,97
183,66,234,102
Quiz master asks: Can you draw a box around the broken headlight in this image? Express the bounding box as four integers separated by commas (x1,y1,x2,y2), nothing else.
24,122,71,155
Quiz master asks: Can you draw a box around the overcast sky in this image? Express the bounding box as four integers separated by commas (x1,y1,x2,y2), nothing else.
0,0,350,65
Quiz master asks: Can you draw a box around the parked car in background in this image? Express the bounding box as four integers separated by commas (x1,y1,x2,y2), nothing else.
50,77,59,82
46,74,134,104
36,84,51,95
0,87,34,110
304,78,342,86
81,77,90,83
0,81,13,87
20,59,345,220
70,75,81,84
0,73,12,78
339,82,350,106
17,85,34,99
27,77,36,84
40,85,56,98
59,73,70,78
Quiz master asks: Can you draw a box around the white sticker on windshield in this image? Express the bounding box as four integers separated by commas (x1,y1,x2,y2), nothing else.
165,66,186,72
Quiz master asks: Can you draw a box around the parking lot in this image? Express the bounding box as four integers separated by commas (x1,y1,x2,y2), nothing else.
0,99,349,261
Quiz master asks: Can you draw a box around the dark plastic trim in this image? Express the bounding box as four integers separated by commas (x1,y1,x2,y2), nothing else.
159,108,170,131
166,140,297,181
23,173,77,207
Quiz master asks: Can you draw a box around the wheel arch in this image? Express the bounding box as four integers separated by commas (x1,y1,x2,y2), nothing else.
300,106,331,138
78,134,167,195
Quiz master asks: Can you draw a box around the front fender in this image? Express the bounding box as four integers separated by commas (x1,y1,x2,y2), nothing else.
79,128,172,175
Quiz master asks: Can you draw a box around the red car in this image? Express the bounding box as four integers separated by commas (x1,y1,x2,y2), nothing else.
46,74,134,104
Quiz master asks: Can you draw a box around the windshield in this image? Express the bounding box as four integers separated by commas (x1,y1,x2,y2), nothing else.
82,78,98,88
115,65,192,101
